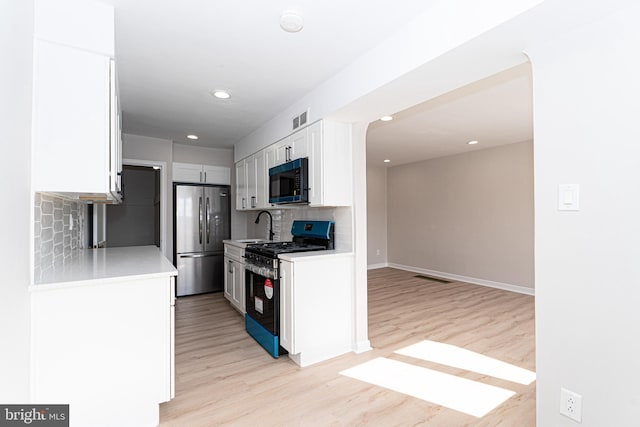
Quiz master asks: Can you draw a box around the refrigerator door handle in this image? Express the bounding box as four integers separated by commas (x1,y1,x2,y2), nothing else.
179,253,217,259
198,196,203,244
206,197,211,244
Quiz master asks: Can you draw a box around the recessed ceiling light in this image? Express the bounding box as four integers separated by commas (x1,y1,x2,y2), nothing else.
152,166,161,170
280,11,304,33
383,159,391,163
380,116,393,122
467,140,479,145
211,90,231,99
187,134,199,140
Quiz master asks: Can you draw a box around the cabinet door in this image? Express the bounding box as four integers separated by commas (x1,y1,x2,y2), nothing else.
173,163,203,183
246,155,258,209
308,121,323,205
291,127,310,160
203,165,231,185
254,151,266,209
235,161,247,210
33,40,110,194
109,60,122,201
279,260,295,353
272,138,291,165
224,257,233,302
232,259,245,313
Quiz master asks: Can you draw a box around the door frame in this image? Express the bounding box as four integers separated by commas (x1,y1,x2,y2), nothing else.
123,158,168,258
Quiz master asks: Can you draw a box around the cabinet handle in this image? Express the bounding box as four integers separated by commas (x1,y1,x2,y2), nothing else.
242,197,246,209
251,196,256,208
200,171,202,182
228,260,233,273
204,171,207,182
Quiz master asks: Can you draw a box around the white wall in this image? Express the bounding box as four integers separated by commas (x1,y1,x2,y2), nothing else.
0,0,33,402
234,0,541,161
366,166,388,268
386,142,534,290
529,3,640,425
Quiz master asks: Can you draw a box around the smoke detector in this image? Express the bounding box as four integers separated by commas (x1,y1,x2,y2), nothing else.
280,11,303,33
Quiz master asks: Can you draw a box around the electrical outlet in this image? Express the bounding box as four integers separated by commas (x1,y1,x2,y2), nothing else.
560,387,582,422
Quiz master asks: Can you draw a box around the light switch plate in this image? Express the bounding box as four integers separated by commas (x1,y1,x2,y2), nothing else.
558,184,580,211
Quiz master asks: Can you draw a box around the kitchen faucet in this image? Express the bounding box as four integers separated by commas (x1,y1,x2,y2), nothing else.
254,210,274,241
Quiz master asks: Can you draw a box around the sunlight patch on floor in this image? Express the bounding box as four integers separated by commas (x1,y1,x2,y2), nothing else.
339,357,515,417
395,340,536,385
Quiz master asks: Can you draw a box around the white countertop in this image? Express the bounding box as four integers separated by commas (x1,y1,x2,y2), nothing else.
223,238,270,249
32,246,177,290
278,249,353,262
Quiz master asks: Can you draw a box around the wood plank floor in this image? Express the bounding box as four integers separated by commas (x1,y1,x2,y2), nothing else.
160,268,535,426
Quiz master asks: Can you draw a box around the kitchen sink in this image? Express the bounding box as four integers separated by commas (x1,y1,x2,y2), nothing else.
235,239,268,243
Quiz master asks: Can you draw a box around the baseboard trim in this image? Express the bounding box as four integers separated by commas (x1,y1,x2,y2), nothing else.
367,263,389,270
353,340,372,353
387,263,535,296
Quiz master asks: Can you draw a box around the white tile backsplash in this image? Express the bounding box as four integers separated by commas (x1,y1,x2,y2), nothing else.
246,206,353,250
34,193,86,281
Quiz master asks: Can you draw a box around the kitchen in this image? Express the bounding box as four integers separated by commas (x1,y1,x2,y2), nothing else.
4,1,640,427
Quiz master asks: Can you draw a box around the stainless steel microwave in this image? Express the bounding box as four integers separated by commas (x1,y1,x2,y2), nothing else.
269,157,308,204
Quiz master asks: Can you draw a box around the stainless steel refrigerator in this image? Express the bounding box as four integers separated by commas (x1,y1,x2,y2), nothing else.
174,184,230,296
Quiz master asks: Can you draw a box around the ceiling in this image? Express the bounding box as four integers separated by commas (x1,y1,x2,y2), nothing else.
102,1,533,165
366,62,533,167
102,0,435,148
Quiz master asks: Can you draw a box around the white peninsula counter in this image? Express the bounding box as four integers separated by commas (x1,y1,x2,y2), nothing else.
30,246,177,427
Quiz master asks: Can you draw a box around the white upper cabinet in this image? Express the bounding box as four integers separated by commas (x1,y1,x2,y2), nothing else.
32,0,121,203
235,161,248,210
268,126,311,168
234,119,352,210
173,163,230,185
236,153,267,210
307,120,352,207
203,165,231,185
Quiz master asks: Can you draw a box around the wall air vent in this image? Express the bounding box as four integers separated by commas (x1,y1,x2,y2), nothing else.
292,109,310,130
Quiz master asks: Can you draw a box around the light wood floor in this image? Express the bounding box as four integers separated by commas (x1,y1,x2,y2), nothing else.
160,268,535,426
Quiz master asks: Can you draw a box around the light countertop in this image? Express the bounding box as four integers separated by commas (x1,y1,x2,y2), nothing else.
223,238,270,249
278,249,353,262
32,246,177,290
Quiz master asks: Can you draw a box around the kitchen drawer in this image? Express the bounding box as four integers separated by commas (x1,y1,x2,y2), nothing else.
224,244,244,262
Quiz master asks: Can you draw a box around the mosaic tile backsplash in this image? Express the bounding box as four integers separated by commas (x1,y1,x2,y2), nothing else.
34,193,87,281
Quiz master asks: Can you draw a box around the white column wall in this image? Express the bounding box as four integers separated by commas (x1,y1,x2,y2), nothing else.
0,0,33,401
528,3,640,425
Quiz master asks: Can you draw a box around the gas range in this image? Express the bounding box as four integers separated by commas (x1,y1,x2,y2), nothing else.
246,241,327,257
244,220,335,278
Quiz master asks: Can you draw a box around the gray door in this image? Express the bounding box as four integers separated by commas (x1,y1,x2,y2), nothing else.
203,186,230,253
176,253,224,296
176,185,203,254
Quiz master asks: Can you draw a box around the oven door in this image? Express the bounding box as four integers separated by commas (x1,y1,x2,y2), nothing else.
245,268,279,335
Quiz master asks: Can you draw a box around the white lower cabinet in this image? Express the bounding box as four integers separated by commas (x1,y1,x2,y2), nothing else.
224,243,246,313
31,275,175,426
279,254,354,367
